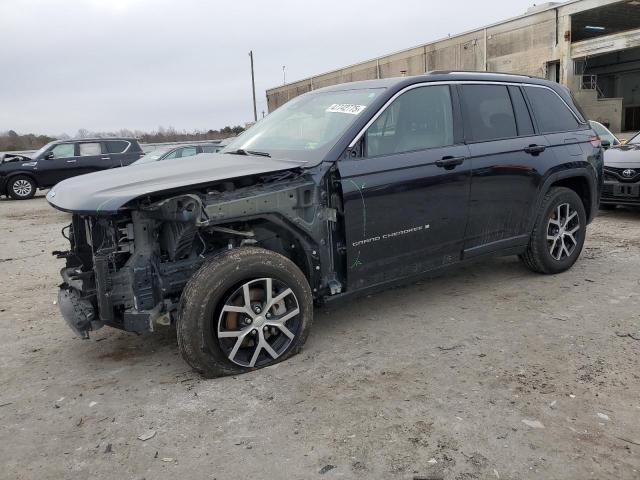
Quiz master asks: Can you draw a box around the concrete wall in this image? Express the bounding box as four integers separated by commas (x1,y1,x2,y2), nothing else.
266,8,560,112
265,0,632,131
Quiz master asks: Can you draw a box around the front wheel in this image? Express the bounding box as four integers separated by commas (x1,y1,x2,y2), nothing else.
8,175,36,200
520,187,586,274
177,247,313,378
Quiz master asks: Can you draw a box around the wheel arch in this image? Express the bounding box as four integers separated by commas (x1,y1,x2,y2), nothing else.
213,213,321,294
533,168,597,230
6,171,40,188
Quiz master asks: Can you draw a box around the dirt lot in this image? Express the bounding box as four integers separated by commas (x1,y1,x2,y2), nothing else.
0,194,639,480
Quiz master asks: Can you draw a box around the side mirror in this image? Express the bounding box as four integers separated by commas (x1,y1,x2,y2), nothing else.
44,152,55,160
601,139,611,150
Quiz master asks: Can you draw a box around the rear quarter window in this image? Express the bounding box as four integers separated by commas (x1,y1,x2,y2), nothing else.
524,86,581,134
105,140,131,154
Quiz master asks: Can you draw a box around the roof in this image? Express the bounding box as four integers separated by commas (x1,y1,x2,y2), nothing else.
51,137,137,144
311,71,551,93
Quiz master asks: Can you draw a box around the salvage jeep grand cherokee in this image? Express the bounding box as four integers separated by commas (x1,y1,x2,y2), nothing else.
48,72,603,377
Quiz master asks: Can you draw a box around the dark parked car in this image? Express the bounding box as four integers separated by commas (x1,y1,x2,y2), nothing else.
48,72,603,377
0,137,143,199
132,143,222,166
601,130,640,207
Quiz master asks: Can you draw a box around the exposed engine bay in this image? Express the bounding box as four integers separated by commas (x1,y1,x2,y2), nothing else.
55,168,344,337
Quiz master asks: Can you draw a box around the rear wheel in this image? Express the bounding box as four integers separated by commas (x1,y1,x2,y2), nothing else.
8,175,36,200
177,247,313,378
520,187,586,274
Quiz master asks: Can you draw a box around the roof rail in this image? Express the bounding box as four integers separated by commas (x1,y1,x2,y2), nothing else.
428,70,533,78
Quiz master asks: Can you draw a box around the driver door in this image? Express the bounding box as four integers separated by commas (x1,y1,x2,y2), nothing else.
337,84,471,290
36,142,78,186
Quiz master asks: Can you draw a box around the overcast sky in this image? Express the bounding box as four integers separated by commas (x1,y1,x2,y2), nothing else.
0,0,538,136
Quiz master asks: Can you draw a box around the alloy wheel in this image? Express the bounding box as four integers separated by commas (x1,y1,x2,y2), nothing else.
12,179,32,197
547,202,580,261
217,278,301,368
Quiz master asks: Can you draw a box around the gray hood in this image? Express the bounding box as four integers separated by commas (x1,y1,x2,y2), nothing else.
47,153,305,214
604,144,640,168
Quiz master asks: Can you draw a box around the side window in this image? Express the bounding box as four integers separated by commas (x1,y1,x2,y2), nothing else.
460,85,517,142
365,85,454,157
202,146,217,153
79,143,101,156
50,143,75,158
508,86,535,137
524,86,581,133
163,149,179,160
105,140,130,154
179,147,198,158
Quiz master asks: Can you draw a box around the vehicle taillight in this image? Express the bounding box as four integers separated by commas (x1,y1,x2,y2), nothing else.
590,136,601,148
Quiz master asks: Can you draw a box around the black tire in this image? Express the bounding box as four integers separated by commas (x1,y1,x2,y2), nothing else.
520,187,586,274
177,247,313,378
7,175,36,200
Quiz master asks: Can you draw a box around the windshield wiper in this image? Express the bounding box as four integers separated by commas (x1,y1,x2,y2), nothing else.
224,148,271,158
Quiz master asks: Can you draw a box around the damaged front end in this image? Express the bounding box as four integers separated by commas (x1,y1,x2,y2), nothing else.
54,169,337,338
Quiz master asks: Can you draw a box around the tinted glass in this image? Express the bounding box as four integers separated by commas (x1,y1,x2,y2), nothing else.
201,145,217,153
525,86,581,133
79,143,101,156
179,147,198,158
163,149,179,160
365,85,453,157
106,140,130,154
461,85,517,142
50,143,75,158
508,86,534,136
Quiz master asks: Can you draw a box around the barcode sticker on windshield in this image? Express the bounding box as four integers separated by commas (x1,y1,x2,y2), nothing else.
326,104,367,115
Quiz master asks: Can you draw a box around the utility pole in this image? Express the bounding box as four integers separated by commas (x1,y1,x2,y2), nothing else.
249,50,257,122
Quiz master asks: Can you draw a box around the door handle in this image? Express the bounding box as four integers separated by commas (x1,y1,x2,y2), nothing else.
101,157,111,160
66,159,77,163
435,156,465,169
524,144,546,155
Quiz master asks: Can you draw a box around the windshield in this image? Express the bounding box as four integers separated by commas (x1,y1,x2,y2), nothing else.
31,141,57,159
629,131,640,145
131,147,174,165
221,88,384,162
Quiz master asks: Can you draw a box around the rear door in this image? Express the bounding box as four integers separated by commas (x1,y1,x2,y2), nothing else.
338,84,471,290
75,141,113,175
459,84,555,257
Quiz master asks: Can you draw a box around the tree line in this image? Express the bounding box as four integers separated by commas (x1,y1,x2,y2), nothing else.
0,125,245,152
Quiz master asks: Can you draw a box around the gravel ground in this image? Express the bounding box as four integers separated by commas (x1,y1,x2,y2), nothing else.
0,194,639,480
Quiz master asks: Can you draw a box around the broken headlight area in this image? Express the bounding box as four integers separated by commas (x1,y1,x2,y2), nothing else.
54,200,263,338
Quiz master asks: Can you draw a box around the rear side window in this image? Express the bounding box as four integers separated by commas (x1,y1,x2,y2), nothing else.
106,140,130,154
460,85,517,142
365,85,454,157
79,143,101,156
524,86,581,133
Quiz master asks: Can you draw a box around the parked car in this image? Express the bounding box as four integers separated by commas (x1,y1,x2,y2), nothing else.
132,143,222,166
47,72,603,377
589,120,621,147
0,138,143,200
601,130,640,208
